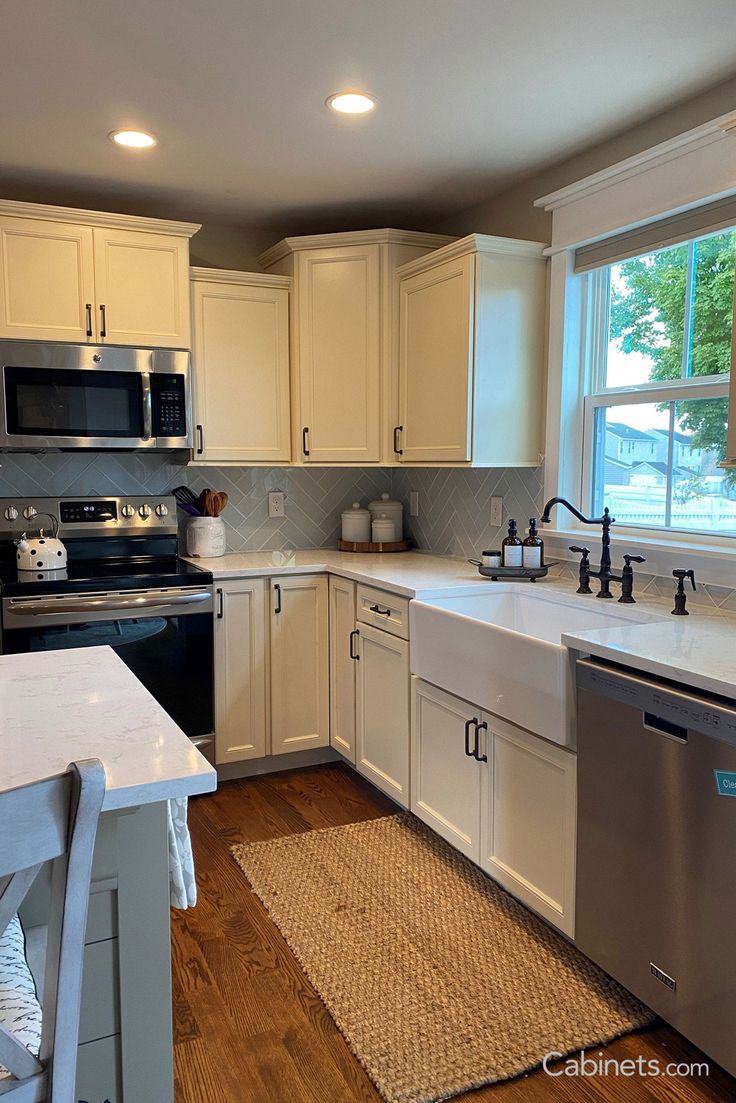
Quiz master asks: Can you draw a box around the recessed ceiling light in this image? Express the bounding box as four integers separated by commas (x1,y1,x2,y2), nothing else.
326,92,376,115
109,129,157,149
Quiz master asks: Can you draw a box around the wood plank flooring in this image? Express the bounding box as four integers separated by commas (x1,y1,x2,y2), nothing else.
172,763,736,1103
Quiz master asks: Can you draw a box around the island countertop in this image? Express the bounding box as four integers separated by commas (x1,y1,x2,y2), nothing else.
1,645,216,810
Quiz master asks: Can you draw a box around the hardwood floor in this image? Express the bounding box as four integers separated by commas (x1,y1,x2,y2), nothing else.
172,763,736,1103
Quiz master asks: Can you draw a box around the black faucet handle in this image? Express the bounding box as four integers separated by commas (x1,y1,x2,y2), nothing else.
623,554,646,566
673,568,696,590
569,545,590,558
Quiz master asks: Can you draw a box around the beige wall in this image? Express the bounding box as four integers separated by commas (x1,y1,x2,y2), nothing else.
435,74,736,243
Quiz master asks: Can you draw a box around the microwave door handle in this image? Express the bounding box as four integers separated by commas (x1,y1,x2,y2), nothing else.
141,372,153,441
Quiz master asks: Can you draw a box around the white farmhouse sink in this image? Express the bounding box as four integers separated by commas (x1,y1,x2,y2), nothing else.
410,587,662,747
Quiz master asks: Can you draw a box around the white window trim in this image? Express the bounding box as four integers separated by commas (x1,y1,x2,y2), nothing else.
540,121,736,588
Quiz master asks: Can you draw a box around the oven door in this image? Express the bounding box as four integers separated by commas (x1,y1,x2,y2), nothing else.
2,586,214,740
0,342,156,449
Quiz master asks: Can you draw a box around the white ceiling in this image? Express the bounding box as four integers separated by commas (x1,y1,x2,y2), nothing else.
2,0,736,234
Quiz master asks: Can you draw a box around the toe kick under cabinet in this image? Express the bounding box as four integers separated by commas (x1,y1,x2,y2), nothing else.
410,677,577,936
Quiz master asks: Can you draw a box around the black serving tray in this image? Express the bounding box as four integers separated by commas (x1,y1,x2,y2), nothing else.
468,559,549,582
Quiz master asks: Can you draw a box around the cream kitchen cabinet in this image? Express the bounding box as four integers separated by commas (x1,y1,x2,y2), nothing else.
0,200,198,347
190,269,291,463
214,579,268,764
396,234,547,465
329,576,358,763
410,676,576,936
269,575,330,755
355,595,410,806
259,229,453,465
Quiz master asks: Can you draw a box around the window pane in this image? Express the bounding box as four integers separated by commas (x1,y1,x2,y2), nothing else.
690,230,736,379
593,403,670,526
606,244,688,388
670,396,735,532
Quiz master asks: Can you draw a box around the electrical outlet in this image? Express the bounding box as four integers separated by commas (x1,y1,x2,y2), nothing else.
490,496,503,528
268,492,285,518
409,491,420,518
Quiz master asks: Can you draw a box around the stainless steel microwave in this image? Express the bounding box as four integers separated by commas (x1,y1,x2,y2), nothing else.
0,341,192,451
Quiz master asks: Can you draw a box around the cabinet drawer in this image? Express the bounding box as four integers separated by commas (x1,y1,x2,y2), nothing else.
356,585,409,639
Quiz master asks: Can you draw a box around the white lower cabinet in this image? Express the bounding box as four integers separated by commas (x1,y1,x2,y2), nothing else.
269,575,330,755
410,678,483,862
410,676,576,936
355,622,410,806
214,579,268,764
329,577,358,762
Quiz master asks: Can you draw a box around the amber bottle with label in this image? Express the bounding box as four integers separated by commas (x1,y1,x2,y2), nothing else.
522,517,544,568
502,518,523,568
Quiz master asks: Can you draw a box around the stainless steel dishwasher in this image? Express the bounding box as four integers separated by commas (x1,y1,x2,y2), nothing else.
576,657,736,1077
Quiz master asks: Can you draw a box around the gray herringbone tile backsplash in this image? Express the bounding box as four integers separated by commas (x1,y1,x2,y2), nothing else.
0,453,546,557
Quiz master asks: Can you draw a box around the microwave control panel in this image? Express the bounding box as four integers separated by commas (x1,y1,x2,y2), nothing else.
151,374,187,438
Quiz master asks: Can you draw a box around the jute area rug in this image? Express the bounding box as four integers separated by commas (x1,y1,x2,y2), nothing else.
232,813,653,1103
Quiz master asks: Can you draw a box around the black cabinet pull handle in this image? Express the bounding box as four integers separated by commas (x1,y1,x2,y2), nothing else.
216,588,224,619
349,628,360,660
302,427,310,456
99,303,107,337
369,603,391,616
464,718,478,757
274,583,282,614
393,425,403,455
474,720,488,762
85,303,93,338
196,424,204,455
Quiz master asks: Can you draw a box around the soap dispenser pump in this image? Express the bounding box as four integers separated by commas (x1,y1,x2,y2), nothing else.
671,568,696,615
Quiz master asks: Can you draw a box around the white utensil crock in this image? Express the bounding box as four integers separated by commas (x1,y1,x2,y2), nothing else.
186,516,226,558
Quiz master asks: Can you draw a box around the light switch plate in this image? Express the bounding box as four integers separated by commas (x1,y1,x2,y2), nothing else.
268,492,285,518
490,496,503,527
409,491,420,518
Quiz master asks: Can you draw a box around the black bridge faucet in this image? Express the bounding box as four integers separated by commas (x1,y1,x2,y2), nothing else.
540,497,646,602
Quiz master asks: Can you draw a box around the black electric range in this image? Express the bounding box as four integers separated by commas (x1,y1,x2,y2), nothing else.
0,495,215,743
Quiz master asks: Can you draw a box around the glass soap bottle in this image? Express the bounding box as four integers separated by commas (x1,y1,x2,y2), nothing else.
502,519,523,568
522,518,544,569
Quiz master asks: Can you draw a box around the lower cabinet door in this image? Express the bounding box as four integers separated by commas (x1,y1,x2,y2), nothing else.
410,677,483,862
480,714,577,936
329,577,357,762
356,623,410,806
214,579,268,764
270,575,330,754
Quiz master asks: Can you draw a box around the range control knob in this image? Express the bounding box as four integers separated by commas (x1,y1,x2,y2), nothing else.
4,506,18,521
155,503,168,518
138,504,152,520
23,505,37,520
121,504,135,518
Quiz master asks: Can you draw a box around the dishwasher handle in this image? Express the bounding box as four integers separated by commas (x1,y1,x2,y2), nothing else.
576,658,736,748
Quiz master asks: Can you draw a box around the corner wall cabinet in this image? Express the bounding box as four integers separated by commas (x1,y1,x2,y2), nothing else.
410,675,576,936
190,268,291,463
0,201,198,347
259,229,454,464
396,234,547,465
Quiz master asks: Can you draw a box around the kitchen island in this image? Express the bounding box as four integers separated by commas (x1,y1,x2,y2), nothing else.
1,645,216,1103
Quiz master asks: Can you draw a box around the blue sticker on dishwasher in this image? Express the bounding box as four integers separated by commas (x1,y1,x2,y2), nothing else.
714,770,736,797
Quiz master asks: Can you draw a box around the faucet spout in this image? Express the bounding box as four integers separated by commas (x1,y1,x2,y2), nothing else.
540,496,612,527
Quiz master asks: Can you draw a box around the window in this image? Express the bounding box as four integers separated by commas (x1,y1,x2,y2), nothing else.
583,229,735,535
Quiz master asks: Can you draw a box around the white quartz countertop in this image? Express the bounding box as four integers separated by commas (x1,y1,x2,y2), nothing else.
1,646,216,811
563,617,736,699
186,550,488,598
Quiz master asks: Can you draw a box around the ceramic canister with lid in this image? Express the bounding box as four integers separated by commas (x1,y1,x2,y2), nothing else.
341,502,372,543
368,492,403,541
371,514,396,543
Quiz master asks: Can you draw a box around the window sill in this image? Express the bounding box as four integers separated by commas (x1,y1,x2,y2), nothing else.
542,526,736,588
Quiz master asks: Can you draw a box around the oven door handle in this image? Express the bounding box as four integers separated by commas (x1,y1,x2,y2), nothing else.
4,591,212,616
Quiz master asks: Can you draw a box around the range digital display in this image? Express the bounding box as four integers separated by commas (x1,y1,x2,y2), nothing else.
59,500,117,523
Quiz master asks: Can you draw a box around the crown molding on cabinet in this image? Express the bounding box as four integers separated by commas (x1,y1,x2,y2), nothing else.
395,233,546,279
190,266,291,288
258,229,456,269
0,198,201,238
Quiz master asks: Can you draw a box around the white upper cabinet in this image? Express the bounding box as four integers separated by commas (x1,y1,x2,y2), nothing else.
190,269,291,463
0,216,96,342
259,229,453,465
0,201,199,348
93,227,190,348
397,234,547,466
